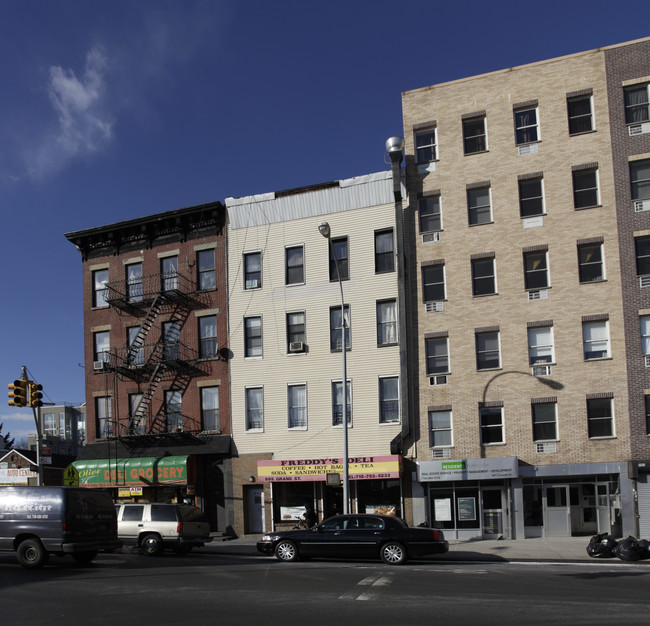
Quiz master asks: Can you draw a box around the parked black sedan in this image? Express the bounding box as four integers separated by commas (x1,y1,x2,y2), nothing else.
256,514,449,565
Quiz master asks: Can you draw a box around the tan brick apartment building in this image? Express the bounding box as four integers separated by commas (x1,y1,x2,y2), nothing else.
401,37,650,539
65,203,234,533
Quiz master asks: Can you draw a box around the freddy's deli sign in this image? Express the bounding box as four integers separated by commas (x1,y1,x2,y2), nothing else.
257,455,401,482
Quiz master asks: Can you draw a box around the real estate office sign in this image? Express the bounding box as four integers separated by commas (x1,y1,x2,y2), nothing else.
417,457,518,482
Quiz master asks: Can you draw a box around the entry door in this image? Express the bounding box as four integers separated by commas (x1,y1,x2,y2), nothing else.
245,485,264,534
595,483,611,533
544,485,570,537
482,488,504,538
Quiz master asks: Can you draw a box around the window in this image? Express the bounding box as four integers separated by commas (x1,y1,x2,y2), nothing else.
43,413,57,436
129,393,145,435
422,263,445,302
528,326,554,365
467,186,492,225
583,319,609,360
630,160,650,202
635,236,650,275
201,387,219,431
197,249,216,291
126,262,143,302
572,167,599,208
624,83,649,124
377,300,397,346
476,330,500,370
518,177,544,217
287,311,306,351
244,251,262,289
567,95,594,134
415,128,437,162
640,315,650,357
587,397,614,438
161,256,178,291
285,245,304,285
244,316,262,357
375,229,394,273
532,401,557,441
198,315,217,358
328,237,349,281
288,384,307,429
330,305,350,351
523,249,549,290
419,195,441,232
514,107,539,144
162,321,180,360
331,380,352,427
93,330,110,363
379,376,399,424
462,116,487,154
127,326,144,366
480,406,504,445
95,396,112,438
578,242,604,283
245,387,264,431
92,269,109,308
471,256,496,296
425,336,449,375
645,396,650,435
165,390,182,432
429,410,452,447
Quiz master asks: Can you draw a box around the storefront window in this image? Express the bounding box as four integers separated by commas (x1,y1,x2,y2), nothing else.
429,483,480,530
356,479,401,517
272,482,317,526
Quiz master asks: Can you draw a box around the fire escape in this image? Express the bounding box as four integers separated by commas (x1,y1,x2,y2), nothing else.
103,271,209,443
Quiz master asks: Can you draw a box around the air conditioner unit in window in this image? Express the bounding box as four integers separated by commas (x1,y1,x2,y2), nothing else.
425,301,444,313
289,342,305,353
532,365,552,377
93,360,107,371
640,276,650,288
518,143,538,156
422,232,441,244
528,289,548,301
431,448,452,459
429,375,448,386
634,199,650,212
644,355,650,368
245,279,260,289
629,122,650,136
536,442,557,454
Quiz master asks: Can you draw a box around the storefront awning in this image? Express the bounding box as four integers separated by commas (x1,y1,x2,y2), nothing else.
67,456,190,488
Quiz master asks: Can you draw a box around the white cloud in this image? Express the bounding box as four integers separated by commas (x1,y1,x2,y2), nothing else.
0,411,37,442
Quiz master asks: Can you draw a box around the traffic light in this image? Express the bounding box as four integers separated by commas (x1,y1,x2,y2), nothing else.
8,379,28,407
29,382,43,408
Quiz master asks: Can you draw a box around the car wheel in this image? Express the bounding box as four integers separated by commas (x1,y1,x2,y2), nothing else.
141,534,164,556
275,539,299,562
72,550,98,564
380,541,408,565
16,539,49,569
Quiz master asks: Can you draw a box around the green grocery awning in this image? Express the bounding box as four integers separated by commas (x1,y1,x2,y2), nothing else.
66,456,189,487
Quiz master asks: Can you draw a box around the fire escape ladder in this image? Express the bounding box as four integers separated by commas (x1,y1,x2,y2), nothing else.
147,369,195,435
128,357,165,434
127,295,164,364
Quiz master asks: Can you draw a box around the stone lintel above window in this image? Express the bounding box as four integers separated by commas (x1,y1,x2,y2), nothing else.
577,236,604,246
566,88,593,99
522,244,548,254
462,110,486,120
527,319,553,329
513,99,538,110
479,400,503,409
424,330,449,339
586,392,614,400
475,325,499,334
428,404,452,413
422,258,445,267
518,171,544,181
414,120,437,131
467,180,491,190
531,396,558,404
572,162,598,172
582,313,609,323
470,251,495,261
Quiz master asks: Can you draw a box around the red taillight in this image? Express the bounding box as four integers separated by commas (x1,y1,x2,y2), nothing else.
432,529,441,541
62,521,69,532
177,522,183,533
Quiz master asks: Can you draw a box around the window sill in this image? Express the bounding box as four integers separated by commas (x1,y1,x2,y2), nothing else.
244,355,263,360
468,221,494,227
477,367,502,372
574,204,602,211
472,292,498,298
520,213,546,220
377,342,399,348
481,442,506,447
463,149,489,157
379,420,401,426
246,428,264,434
584,356,612,362
569,129,596,137
515,140,541,147
588,436,616,441
579,278,607,285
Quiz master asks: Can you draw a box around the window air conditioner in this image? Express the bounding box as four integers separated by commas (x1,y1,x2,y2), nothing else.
644,355,650,368
289,342,305,353
422,232,441,244
536,442,557,454
528,289,548,301
640,276,650,288
634,199,650,212
431,448,452,459
532,365,552,377
93,361,106,371
425,301,444,313
629,123,650,136
429,375,448,386
246,279,260,289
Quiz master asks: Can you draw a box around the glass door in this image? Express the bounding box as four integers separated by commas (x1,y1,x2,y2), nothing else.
544,485,570,536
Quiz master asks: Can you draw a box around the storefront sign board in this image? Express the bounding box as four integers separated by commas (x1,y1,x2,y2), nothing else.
0,467,38,485
69,456,189,487
417,457,518,482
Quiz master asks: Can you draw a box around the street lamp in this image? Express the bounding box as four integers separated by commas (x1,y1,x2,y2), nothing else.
318,221,350,515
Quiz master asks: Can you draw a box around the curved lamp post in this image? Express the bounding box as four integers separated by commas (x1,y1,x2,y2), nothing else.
319,221,350,515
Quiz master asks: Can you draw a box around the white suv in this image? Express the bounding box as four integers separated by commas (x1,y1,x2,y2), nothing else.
115,503,212,556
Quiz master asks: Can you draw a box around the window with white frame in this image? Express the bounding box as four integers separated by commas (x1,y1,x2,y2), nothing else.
429,410,452,447
96,396,112,438
467,186,492,225
285,245,304,285
199,315,217,359
329,237,349,281
375,229,394,273
518,176,545,217
415,127,437,163
244,251,262,289
532,401,557,441
480,405,504,445
330,305,350,351
624,83,650,124
419,194,442,233
582,318,610,360
165,390,182,432
126,262,143,302
93,330,110,363
376,300,398,346
572,166,599,209
43,412,57,436
635,236,650,276
197,249,216,291
631,160,650,202
92,269,109,308
475,330,500,370
567,94,594,135
287,311,306,351
288,384,307,429
425,336,449,375
161,255,178,291
578,241,605,283
462,115,487,154
244,316,262,357
379,376,399,424
331,380,352,427
528,326,554,365
587,396,614,438
514,106,539,144
471,255,496,296
201,386,219,431
422,263,445,302
640,316,650,357
245,387,264,431
523,249,549,290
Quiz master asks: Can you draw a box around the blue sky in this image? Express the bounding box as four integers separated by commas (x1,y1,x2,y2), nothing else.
0,0,647,443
